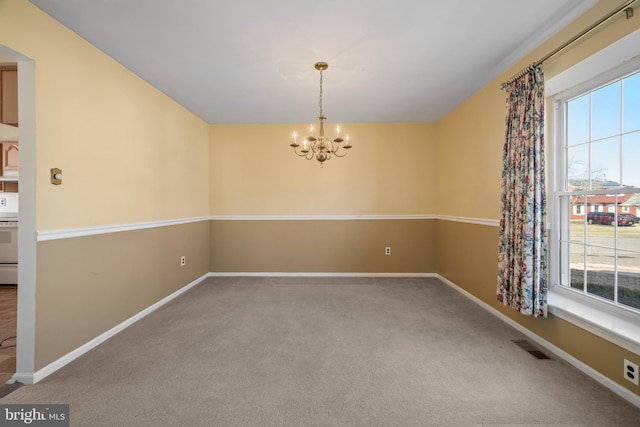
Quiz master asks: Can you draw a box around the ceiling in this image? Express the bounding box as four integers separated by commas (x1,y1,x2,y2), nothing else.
28,0,598,124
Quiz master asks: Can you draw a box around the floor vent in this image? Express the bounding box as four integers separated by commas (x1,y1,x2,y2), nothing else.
512,339,551,360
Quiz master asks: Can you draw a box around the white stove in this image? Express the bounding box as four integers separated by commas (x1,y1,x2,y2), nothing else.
0,212,18,284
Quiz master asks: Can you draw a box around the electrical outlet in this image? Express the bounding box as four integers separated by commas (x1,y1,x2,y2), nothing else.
0,198,5,207
180,256,186,267
385,247,391,256
624,359,639,386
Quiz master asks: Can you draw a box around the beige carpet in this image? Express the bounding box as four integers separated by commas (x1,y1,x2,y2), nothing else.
2,276,639,426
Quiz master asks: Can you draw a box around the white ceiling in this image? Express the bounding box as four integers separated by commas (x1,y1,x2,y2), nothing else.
28,0,597,124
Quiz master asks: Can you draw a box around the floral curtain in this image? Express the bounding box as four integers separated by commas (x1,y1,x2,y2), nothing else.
497,67,548,317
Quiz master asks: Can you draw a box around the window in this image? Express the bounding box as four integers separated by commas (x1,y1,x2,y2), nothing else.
548,29,640,352
554,68,640,313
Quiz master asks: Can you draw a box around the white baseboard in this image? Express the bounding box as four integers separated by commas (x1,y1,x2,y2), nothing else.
436,274,640,410
13,274,209,385
208,272,437,278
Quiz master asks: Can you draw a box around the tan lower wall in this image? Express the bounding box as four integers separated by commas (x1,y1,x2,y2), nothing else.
34,220,209,370
210,219,436,273
436,219,640,398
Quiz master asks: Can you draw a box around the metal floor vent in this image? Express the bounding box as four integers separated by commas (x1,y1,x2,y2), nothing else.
512,339,551,360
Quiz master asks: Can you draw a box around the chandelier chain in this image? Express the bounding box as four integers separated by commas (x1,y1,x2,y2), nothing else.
318,69,323,117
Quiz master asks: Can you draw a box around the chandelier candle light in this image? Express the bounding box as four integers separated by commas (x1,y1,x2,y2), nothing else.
290,62,352,165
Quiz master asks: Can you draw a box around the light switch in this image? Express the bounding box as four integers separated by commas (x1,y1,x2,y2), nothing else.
51,168,62,185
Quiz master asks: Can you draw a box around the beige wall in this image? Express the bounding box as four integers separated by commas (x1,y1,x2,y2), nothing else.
436,83,504,220
211,219,436,273
209,123,438,274
0,0,211,371
436,1,640,398
210,123,436,216
36,221,209,370
0,0,210,230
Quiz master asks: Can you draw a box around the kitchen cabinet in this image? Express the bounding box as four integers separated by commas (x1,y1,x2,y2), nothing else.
0,181,18,193
2,142,18,175
0,66,18,193
0,142,18,192
0,66,18,127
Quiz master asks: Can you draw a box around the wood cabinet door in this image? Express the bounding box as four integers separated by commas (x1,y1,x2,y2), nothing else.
0,67,18,126
2,143,19,173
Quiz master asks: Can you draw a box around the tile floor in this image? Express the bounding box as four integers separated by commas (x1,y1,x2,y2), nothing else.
0,285,16,384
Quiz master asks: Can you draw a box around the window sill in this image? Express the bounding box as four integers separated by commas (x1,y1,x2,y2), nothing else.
548,287,640,355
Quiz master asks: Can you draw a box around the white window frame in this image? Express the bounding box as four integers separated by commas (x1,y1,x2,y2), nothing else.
547,29,640,355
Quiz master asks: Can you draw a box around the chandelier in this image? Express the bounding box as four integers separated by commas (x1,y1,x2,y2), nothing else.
290,62,352,165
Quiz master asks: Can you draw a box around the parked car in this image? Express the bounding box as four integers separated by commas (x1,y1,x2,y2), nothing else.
619,213,640,224
587,212,634,226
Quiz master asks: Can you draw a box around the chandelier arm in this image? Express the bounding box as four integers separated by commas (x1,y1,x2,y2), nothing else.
305,146,315,160
292,146,314,160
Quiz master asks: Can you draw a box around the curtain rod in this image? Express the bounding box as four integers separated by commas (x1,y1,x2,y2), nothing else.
500,0,636,89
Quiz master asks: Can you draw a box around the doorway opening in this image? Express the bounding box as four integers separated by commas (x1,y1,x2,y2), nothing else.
0,57,18,385
0,44,36,385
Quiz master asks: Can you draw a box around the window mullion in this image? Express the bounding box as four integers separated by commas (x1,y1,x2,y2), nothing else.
592,92,593,191
620,79,624,185
614,195,619,304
